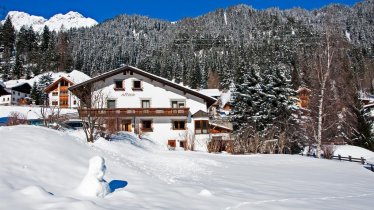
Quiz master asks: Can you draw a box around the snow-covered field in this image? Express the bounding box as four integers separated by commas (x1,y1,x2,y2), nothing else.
0,106,77,119
1,125,374,210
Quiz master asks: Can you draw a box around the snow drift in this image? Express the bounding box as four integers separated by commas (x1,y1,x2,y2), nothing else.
1,125,374,210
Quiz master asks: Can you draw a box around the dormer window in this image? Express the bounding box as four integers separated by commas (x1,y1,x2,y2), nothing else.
132,80,143,91
114,80,124,90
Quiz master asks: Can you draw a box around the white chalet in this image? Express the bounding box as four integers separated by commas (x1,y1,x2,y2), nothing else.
69,66,217,150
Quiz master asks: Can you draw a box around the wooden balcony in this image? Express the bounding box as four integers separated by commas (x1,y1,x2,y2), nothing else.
78,108,190,117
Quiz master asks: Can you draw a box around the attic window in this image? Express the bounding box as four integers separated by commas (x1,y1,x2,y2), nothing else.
114,80,124,90
132,80,143,91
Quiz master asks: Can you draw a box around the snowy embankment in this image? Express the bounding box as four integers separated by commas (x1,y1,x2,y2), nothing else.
1,126,374,210
333,145,374,160
0,106,77,119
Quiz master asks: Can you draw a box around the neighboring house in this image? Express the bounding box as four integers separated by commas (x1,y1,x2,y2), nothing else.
359,91,374,105
44,70,91,108
0,82,11,105
69,66,216,151
296,87,311,109
4,82,32,105
363,103,374,121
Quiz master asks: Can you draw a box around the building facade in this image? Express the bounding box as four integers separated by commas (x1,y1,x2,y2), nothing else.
69,66,216,151
44,70,91,108
45,77,81,108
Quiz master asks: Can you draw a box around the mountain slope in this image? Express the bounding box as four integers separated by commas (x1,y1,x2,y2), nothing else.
2,11,98,32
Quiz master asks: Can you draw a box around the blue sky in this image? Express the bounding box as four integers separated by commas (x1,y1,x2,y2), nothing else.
1,0,361,22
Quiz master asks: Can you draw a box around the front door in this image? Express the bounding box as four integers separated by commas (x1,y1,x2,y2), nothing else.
121,120,132,132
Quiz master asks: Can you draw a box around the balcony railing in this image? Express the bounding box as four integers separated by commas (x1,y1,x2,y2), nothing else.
78,108,190,117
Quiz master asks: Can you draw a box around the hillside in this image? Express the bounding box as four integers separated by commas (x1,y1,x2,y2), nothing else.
0,125,374,210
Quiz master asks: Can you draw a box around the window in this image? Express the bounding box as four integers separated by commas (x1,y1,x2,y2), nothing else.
2,98,4,102
60,100,68,105
114,80,124,90
133,80,143,90
12,98,15,101
107,100,116,108
18,92,20,96
141,120,153,132
195,120,209,134
52,92,58,96
173,121,186,130
60,80,68,86
171,101,185,108
141,100,150,108
52,101,58,106
73,100,77,105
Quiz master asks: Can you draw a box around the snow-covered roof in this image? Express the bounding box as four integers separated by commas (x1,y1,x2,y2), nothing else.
363,103,374,109
197,89,221,98
220,90,232,108
4,70,91,89
56,70,91,85
210,122,233,131
5,81,30,89
296,87,311,93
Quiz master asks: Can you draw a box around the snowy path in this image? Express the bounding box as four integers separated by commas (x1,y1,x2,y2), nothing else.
1,126,374,210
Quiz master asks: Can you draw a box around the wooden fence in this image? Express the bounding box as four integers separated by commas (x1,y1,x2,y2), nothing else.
301,153,374,172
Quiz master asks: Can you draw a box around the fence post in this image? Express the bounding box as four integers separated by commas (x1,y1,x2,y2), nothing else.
361,157,365,165
349,156,352,162
338,155,341,161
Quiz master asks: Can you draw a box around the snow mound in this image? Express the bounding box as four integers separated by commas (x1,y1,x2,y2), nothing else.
77,156,111,197
19,185,53,198
333,145,374,159
199,189,212,197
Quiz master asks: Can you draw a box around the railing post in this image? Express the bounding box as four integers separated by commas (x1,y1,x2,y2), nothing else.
348,156,352,162
338,155,341,161
361,157,365,165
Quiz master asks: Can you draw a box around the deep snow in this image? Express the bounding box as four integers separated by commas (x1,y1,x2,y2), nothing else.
0,125,374,210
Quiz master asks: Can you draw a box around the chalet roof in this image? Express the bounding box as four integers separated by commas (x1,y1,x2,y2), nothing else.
209,122,233,132
44,76,75,93
44,70,91,93
197,89,221,98
69,65,217,107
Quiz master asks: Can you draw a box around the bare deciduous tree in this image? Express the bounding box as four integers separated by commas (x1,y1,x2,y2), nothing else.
7,111,27,126
74,84,109,143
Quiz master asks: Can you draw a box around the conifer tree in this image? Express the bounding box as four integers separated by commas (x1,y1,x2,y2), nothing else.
30,81,42,105
1,16,15,59
13,53,24,79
